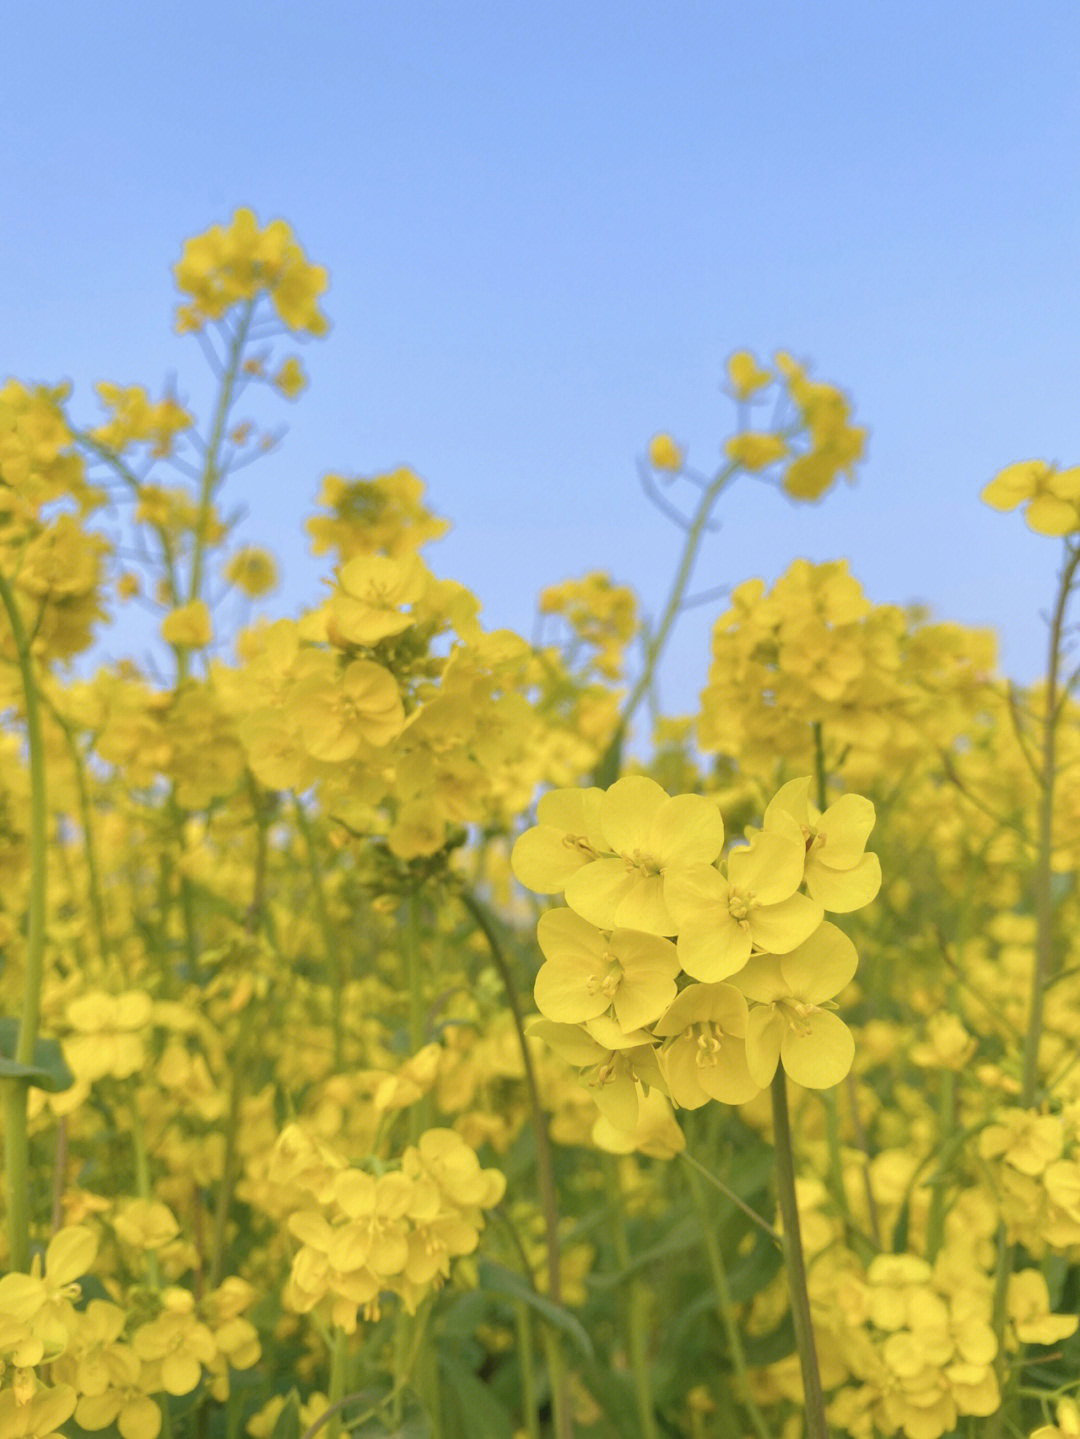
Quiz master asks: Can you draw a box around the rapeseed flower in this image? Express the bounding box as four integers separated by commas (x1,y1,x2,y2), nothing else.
534,907,680,1031
735,922,858,1089
563,775,723,934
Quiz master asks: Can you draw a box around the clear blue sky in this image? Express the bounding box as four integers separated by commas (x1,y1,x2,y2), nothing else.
5,2,1080,714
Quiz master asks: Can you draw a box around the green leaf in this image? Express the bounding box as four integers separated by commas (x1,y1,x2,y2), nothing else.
438,1353,514,1439
477,1260,595,1360
269,1390,302,1439
0,1018,75,1092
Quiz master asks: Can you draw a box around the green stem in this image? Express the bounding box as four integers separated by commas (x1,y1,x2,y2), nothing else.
606,1156,660,1439
770,1069,828,1439
131,1094,163,1293
603,459,739,766
679,1150,781,1244
684,1162,774,1439
326,1326,346,1439
186,301,255,611
514,1300,542,1439
458,889,573,1439
1021,542,1080,1106
0,566,49,1272
295,798,344,1072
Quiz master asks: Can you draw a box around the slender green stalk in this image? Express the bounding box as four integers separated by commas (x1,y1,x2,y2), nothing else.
605,1155,660,1439
684,1161,774,1439
1021,542,1080,1106
208,785,268,1289
185,301,255,612
679,1150,781,1244
0,566,49,1272
770,1069,828,1439
458,889,573,1439
326,1325,346,1439
514,1300,542,1439
294,798,345,1072
592,459,740,781
130,1094,163,1293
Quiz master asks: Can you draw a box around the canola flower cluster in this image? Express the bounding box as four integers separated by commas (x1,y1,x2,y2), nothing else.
265,1123,506,1331
512,773,881,1130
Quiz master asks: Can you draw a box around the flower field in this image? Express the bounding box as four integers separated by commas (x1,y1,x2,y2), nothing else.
3,209,1080,1438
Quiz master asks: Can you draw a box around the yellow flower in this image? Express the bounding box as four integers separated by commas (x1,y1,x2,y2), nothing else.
726,350,773,399
982,459,1080,536
0,1226,98,1368
735,922,857,1089
563,776,724,935
591,1088,686,1157
132,1289,217,1396
528,1018,664,1131
511,787,606,895
328,552,428,646
534,907,680,1032
223,547,278,598
725,431,788,472
653,982,760,1107
160,599,213,649
1007,1269,1080,1345
647,433,683,471
764,777,881,912
272,356,307,399
64,989,153,1082
665,834,821,982
0,1383,77,1438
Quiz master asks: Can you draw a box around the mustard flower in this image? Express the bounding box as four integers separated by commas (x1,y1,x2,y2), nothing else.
653,982,760,1108
534,907,680,1032
63,989,153,1082
725,432,788,472
528,1017,665,1131
727,350,773,399
734,922,858,1089
1007,1269,1080,1346
132,1289,217,1396
647,433,683,471
160,599,213,649
0,1383,77,1439
591,1088,686,1158
563,775,724,935
328,552,428,646
0,1225,98,1362
982,459,1080,536
764,776,881,912
665,831,822,982
510,786,606,895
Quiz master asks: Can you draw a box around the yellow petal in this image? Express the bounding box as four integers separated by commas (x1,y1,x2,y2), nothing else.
780,922,858,1001
745,1007,784,1088
511,825,590,894
650,793,724,866
600,775,668,853
780,1011,854,1088
677,913,752,982
748,893,823,953
807,852,881,912
981,459,1047,509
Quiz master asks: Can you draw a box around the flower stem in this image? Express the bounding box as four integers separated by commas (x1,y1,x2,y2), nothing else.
606,1155,660,1439
458,889,573,1439
684,1160,775,1439
1021,541,1080,1106
0,566,49,1272
770,1068,828,1439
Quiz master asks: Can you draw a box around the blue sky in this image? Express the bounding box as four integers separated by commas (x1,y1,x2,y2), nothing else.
4,2,1080,716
